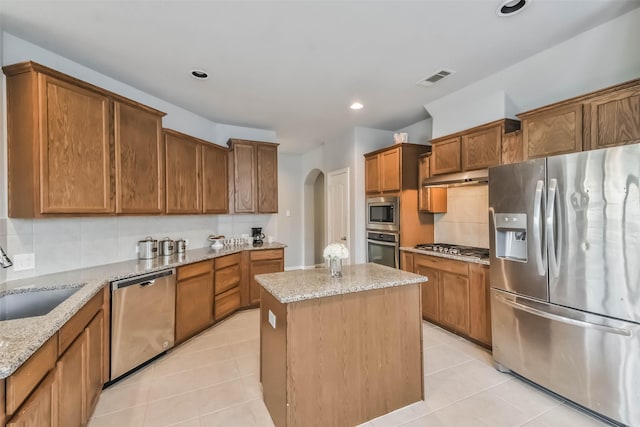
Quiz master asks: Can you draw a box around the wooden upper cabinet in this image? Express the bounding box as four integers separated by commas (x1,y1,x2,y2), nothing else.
430,137,461,175
257,143,279,213
364,155,381,194
501,130,523,165
202,143,229,214
461,125,502,170
228,139,279,214
520,103,583,159
114,101,165,214
380,147,401,192
164,129,202,214
588,84,640,150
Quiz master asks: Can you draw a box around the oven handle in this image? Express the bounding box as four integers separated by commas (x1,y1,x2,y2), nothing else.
366,239,398,247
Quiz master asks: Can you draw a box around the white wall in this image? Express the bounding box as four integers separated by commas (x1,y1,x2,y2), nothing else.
396,118,433,145
425,8,640,138
274,153,303,269
0,32,292,280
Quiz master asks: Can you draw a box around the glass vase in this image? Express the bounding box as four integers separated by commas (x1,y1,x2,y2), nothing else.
329,257,342,278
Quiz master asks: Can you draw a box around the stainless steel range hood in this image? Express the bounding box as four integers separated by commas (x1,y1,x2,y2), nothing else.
422,169,488,187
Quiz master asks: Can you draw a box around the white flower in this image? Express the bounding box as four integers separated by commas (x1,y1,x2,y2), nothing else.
323,243,349,260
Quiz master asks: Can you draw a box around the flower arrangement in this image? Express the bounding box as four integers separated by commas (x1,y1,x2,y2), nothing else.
323,243,349,260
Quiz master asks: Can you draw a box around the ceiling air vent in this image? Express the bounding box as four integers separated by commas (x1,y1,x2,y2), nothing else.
416,69,456,87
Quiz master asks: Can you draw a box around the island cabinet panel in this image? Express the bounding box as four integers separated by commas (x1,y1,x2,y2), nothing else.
6,369,57,427
364,155,380,194
461,124,502,170
1,379,5,427
257,144,279,213
430,137,461,175
468,264,491,346
588,85,640,150
164,130,202,214
114,101,164,214
202,143,229,214
501,130,523,165
176,261,214,344
521,104,583,159
268,285,423,427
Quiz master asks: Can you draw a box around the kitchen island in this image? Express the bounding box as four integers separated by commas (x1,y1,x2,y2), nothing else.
255,263,427,427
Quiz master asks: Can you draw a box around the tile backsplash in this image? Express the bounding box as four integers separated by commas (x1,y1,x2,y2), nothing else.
0,214,276,282
434,185,489,248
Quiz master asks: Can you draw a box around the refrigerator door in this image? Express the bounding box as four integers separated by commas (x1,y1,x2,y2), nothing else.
547,144,640,323
489,158,548,300
492,289,640,426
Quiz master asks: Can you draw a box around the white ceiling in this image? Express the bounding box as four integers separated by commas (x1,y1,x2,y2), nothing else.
1,0,639,153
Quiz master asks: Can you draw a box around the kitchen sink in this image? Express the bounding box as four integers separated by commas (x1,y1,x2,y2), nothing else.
0,286,83,321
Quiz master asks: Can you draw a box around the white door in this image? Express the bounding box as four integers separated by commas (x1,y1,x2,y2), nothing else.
326,168,350,264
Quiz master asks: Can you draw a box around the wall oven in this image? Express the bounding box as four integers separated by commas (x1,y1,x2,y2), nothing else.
366,196,399,232
367,231,399,269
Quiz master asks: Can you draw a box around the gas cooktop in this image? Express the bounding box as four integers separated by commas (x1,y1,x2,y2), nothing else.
414,243,489,259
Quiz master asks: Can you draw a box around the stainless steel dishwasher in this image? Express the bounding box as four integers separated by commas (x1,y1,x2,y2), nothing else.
110,268,176,381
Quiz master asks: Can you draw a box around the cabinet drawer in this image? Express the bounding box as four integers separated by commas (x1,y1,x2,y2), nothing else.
214,253,241,270
413,254,468,276
177,260,213,281
215,264,241,295
250,249,283,261
6,335,58,416
215,287,240,320
58,289,103,355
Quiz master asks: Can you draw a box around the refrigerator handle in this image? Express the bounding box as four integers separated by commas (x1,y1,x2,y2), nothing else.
532,180,546,276
495,294,632,337
546,179,562,278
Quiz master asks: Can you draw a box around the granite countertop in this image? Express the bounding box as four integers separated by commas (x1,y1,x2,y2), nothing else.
255,262,427,304
400,246,490,266
0,242,286,379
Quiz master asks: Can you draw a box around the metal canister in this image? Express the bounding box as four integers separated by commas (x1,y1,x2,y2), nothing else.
159,238,174,257
175,238,187,254
137,237,158,260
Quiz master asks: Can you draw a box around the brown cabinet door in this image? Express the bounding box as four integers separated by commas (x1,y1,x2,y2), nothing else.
588,85,640,150
6,369,57,427
501,130,523,165
175,271,214,344
250,258,284,305
114,102,164,214
257,143,278,213
431,137,461,175
202,143,229,214
380,147,401,192
85,311,104,420
461,125,501,170
400,251,414,272
522,104,583,159
165,131,202,214
231,141,257,213
415,264,440,323
39,74,113,214
364,155,381,194
56,334,85,427
438,272,469,334
420,187,447,213
468,264,491,346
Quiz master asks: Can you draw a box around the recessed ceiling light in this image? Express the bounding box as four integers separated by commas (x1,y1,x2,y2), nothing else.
496,0,530,16
191,69,209,80
350,102,364,110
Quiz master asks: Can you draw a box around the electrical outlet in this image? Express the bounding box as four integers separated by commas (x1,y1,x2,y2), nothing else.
268,310,276,328
286,210,291,217
14,253,35,271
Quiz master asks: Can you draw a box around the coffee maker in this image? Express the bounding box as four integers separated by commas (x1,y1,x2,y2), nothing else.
252,227,265,245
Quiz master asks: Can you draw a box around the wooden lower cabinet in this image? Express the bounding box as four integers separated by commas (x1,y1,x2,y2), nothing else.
214,254,242,320
468,264,491,345
6,370,57,427
176,261,214,344
416,266,440,323
438,272,470,334
57,333,85,427
85,312,104,418
249,249,285,305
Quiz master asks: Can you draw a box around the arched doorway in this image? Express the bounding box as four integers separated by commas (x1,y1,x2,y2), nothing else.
303,169,325,267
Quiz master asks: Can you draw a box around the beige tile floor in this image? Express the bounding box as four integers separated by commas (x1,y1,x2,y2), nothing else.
89,309,613,427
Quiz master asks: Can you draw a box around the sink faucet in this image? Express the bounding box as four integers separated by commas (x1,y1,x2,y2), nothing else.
0,246,13,268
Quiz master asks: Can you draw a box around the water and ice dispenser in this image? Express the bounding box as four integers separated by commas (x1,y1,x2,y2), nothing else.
494,213,528,261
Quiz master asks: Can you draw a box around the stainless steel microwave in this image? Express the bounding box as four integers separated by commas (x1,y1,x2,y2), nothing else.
366,196,399,232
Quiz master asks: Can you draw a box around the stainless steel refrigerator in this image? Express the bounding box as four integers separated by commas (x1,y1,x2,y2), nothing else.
489,144,640,426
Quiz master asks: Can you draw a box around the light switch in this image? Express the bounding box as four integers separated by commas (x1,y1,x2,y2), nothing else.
286,210,291,217
268,310,276,328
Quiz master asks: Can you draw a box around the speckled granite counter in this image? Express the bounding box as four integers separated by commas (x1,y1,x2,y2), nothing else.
0,242,286,379
400,246,490,265
255,262,427,304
